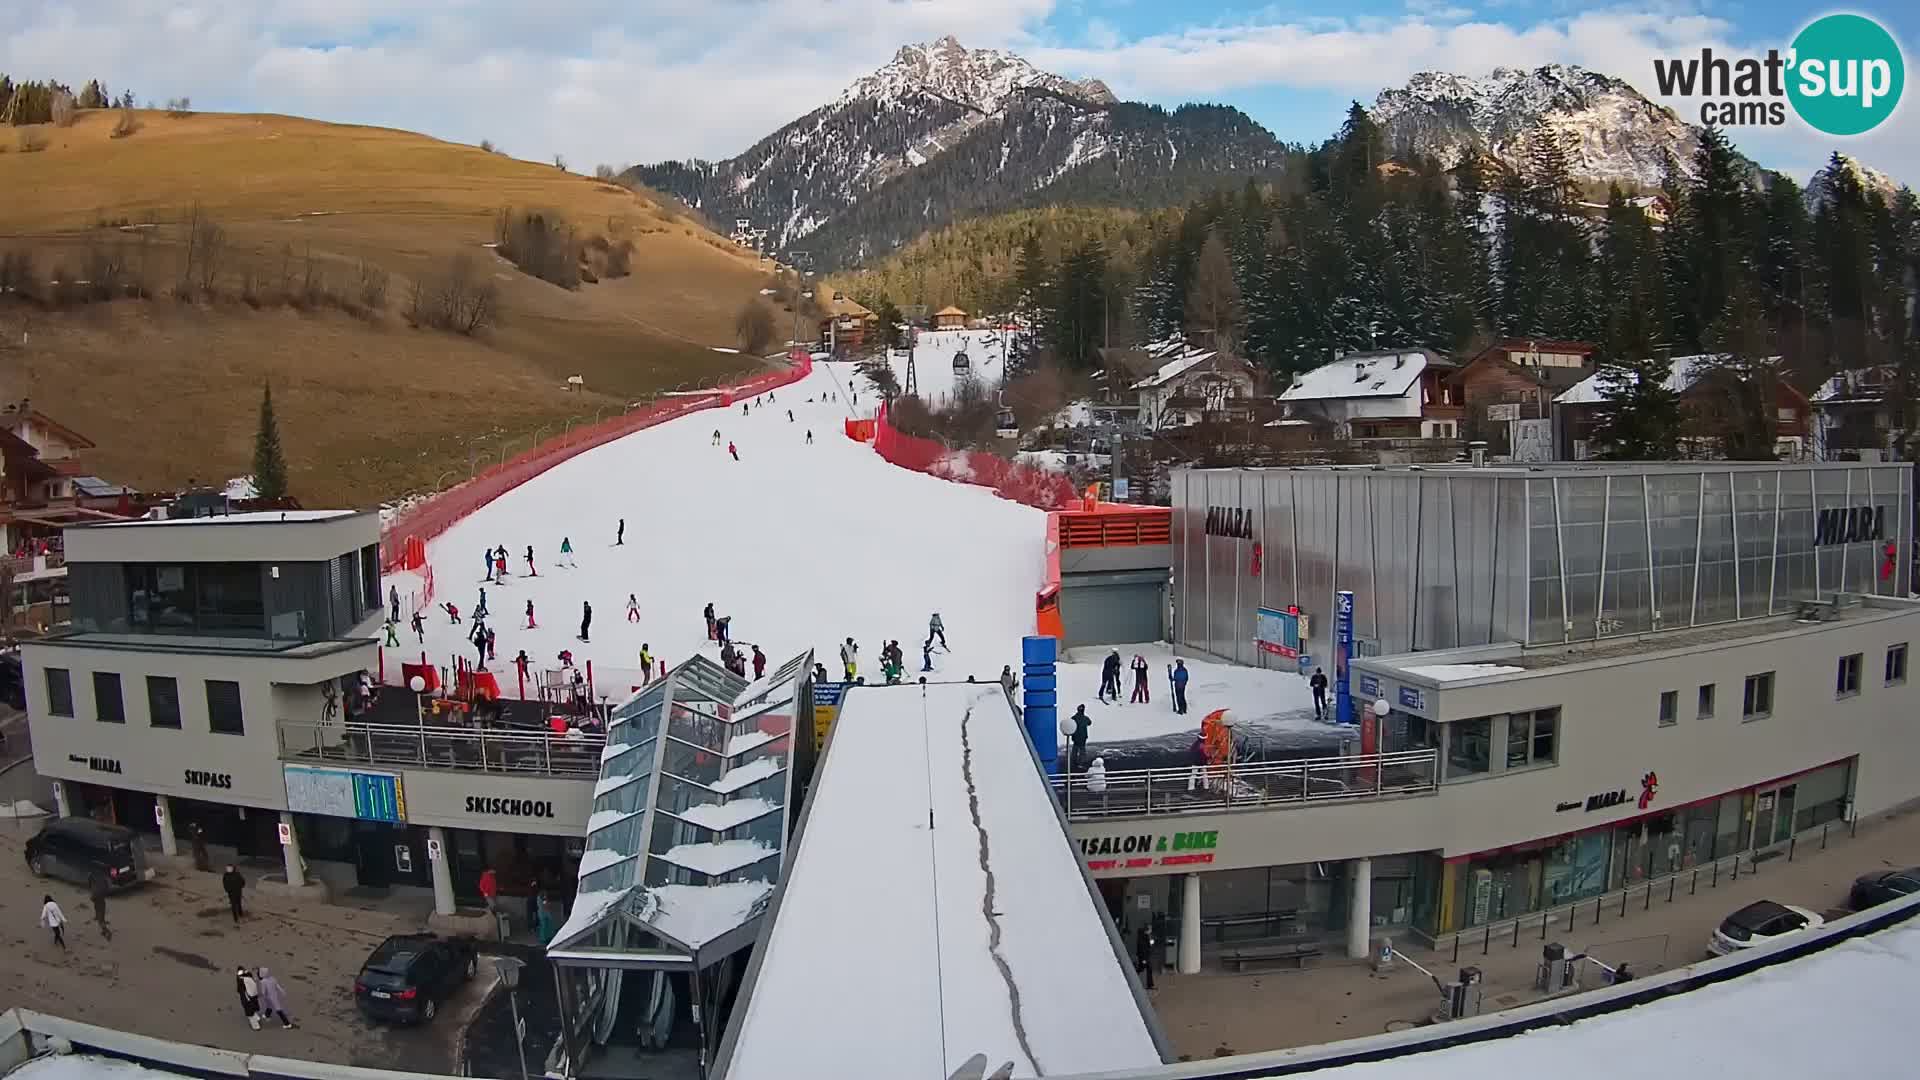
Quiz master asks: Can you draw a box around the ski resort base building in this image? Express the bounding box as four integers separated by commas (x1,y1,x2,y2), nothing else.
19,512,606,918
1063,461,1920,952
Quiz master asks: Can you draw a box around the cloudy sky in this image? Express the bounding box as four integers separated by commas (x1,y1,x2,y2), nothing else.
4,1,1914,184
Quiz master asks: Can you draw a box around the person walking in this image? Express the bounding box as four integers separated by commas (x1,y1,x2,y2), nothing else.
559,537,576,568
840,637,858,681
626,594,641,622
39,894,66,950
927,613,947,651
1309,667,1329,721
383,620,400,648
222,865,247,923
579,601,593,643
1134,920,1159,990
715,615,732,646
478,866,498,914
89,868,112,939
525,545,537,576
1171,660,1190,716
471,622,488,670
411,610,425,643
1067,705,1091,770
236,966,262,1030
256,967,296,1028
389,585,400,625
615,518,626,546
1130,654,1151,704
704,602,717,641
752,645,767,680
525,599,537,629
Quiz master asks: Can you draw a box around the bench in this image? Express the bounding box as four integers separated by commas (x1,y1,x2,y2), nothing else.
1202,910,1299,942
1222,942,1323,972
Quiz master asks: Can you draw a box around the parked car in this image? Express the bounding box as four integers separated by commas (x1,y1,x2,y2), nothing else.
354,934,477,1024
1707,900,1825,955
1849,867,1920,911
24,818,153,889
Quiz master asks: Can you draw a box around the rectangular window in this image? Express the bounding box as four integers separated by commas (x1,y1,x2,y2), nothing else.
1837,653,1863,698
1505,708,1560,768
92,672,125,724
1658,690,1678,727
1887,644,1908,686
1743,672,1774,720
1447,717,1492,777
147,676,181,729
1698,683,1715,719
44,668,73,717
206,680,244,735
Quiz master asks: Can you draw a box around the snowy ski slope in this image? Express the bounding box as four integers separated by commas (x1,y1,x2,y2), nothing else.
413,364,1044,695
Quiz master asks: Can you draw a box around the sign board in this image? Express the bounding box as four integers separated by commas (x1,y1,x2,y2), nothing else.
394,845,413,874
154,803,166,826
1397,686,1427,713
1486,402,1521,421
284,765,407,824
812,682,848,753
1512,418,1553,463
1357,674,1381,698
427,836,444,862
1334,591,1355,726
1113,476,1130,501
1078,828,1222,876
1254,607,1304,659
276,821,292,846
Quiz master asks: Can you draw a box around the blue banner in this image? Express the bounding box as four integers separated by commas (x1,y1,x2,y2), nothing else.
1335,591,1355,726
812,682,846,707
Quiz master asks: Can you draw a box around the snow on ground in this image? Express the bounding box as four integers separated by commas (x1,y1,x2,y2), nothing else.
858,328,1015,409
1056,643,1329,747
411,364,1045,697
724,682,1159,1080
1399,663,1527,681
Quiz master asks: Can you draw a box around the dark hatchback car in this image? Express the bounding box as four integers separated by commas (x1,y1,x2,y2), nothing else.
25,818,153,889
1850,867,1920,911
354,934,477,1024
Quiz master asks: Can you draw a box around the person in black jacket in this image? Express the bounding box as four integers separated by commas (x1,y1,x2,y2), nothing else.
1068,705,1091,769
1134,920,1159,989
222,865,246,923
1310,667,1329,720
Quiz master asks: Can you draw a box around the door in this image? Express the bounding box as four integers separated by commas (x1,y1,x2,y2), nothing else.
354,829,392,887
1751,790,1778,850
1772,784,1798,844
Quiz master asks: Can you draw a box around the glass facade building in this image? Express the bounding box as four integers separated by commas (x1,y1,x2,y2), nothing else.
1173,462,1913,664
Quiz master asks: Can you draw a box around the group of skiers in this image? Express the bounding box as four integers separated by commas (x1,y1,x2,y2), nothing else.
712,390,819,465
1094,651,1189,713
704,600,765,678
834,614,950,686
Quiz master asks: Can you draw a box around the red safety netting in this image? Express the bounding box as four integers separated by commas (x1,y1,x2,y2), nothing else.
871,402,1079,510
381,353,813,571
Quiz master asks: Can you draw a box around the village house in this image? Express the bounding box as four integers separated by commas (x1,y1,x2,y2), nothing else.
1447,340,1596,460
1555,355,1812,461
1276,348,1462,442
932,305,968,330
1810,367,1904,461
1130,345,1260,430
0,399,134,557
815,290,878,351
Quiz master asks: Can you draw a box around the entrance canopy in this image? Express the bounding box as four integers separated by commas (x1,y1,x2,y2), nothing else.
548,650,812,969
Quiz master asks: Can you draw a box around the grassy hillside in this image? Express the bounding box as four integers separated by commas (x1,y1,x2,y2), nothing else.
0,108,776,506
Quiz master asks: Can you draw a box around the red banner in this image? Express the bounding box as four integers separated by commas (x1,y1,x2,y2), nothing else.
871,403,1078,511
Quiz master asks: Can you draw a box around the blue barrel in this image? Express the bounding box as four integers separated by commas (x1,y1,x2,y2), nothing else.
1020,636,1059,770
1024,689,1057,710
1022,635,1058,666
1021,672,1056,693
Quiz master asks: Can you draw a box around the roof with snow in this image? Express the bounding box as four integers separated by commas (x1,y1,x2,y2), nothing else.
934,305,967,317
1812,367,1896,404
716,681,1163,1080
548,651,812,969
1553,354,1785,405
1130,348,1218,390
1280,351,1436,402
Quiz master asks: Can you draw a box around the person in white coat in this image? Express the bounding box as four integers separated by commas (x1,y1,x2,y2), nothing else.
1084,756,1109,796
237,966,262,1029
39,895,66,949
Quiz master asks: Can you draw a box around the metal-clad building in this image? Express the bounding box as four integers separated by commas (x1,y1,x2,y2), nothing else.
1173,462,1913,665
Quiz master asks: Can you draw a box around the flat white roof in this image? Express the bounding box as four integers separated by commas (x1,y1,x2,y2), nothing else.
93,509,361,527
722,682,1159,1080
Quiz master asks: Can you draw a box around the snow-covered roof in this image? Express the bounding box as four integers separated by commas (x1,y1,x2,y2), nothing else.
1553,354,1781,405
549,650,812,963
1130,349,1217,389
93,509,359,527
1812,367,1896,405
1280,352,1430,402
719,682,1161,1080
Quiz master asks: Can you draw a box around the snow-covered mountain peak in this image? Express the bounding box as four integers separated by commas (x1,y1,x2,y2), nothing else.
841,36,1116,113
1805,153,1904,210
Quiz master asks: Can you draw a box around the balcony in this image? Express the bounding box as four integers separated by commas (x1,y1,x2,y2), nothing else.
277,718,605,778
1050,748,1438,820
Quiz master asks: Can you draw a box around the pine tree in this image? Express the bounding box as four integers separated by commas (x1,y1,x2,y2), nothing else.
252,382,289,500
1184,228,1243,353
1696,279,1780,460
872,296,904,351
1592,353,1684,460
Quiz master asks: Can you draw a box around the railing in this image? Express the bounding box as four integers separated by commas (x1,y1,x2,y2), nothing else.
1058,508,1172,548
1,553,66,577
277,719,605,778
1052,748,1438,819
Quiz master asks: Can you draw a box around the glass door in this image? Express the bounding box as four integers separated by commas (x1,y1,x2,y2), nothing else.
1772,784,1798,844
1751,789,1778,850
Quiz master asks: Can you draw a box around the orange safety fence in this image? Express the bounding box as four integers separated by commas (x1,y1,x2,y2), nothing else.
871,402,1079,511
381,352,813,571
843,418,877,442
1058,507,1172,548
1036,511,1064,640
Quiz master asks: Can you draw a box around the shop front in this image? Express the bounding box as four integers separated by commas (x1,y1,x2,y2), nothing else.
1434,757,1855,934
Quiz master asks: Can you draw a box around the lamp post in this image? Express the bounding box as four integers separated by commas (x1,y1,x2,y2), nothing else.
493,956,531,1080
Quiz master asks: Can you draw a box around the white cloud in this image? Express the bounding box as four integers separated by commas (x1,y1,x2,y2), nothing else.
3,1,1912,184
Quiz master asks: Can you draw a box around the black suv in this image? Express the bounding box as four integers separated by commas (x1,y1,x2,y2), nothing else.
25,818,152,889
1850,867,1920,910
354,934,477,1024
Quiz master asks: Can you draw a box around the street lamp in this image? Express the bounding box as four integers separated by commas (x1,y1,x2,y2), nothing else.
493,956,531,1080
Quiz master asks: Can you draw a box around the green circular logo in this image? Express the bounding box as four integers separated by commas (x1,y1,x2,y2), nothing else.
1787,13,1905,136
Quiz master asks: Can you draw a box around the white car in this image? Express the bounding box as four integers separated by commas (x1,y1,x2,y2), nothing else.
1707,900,1825,955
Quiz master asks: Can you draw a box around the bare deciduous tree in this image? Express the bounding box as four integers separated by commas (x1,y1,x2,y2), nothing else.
553,154,567,171
735,300,776,355
409,255,497,336
165,97,192,118
355,259,390,311
50,91,76,128
111,107,140,139
181,202,226,296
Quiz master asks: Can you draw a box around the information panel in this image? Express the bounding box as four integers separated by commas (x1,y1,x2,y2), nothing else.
283,764,407,823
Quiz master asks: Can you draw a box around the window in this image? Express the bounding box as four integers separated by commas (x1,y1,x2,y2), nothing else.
1658,690,1678,727
1447,717,1492,777
44,668,73,717
1837,653,1863,698
1743,672,1774,720
1506,708,1560,768
1887,644,1908,686
1698,683,1715,719
92,672,125,724
147,676,181,729
206,680,244,735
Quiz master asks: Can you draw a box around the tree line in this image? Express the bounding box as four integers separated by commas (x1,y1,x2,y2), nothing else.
1,75,136,124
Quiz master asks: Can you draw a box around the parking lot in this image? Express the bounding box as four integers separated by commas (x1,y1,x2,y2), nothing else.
1149,804,1920,1061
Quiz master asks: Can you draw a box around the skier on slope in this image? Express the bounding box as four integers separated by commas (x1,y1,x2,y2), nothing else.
639,644,654,684
742,403,749,416
443,602,461,624
410,610,426,643
1170,659,1190,715
525,599,537,629
805,431,813,444
840,637,858,681
474,588,489,622
787,410,794,422
712,429,722,446
626,594,640,622
486,624,498,661
714,615,732,646
559,537,575,568
926,612,947,652
616,518,625,546
752,645,767,680
484,548,495,582
579,601,592,643
1131,654,1151,703
1099,650,1122,703
703,602,717,641
921,640,934,673
525,545,537,576
495,551,509,580
728,441,739,461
